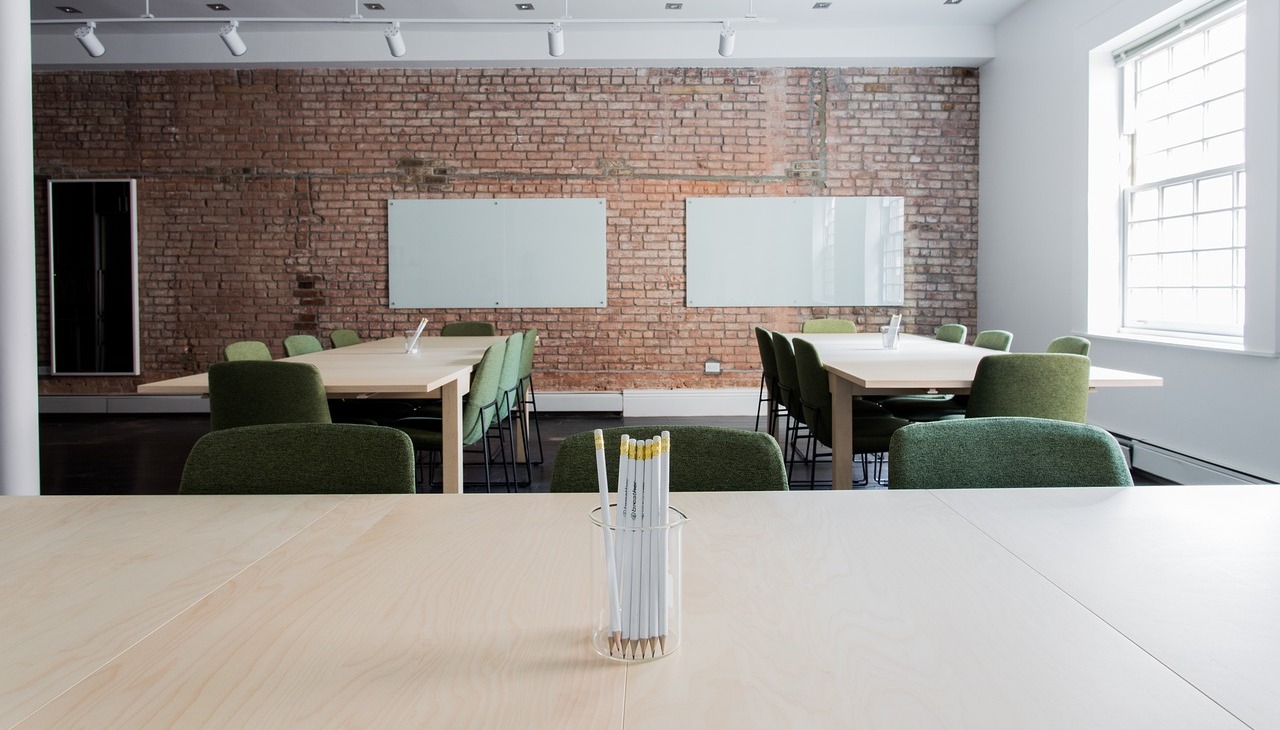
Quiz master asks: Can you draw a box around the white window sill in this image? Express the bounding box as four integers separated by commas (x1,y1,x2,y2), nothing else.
1084,330,1280,358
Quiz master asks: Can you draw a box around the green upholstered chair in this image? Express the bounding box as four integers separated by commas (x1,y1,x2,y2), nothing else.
493,331,528,487
550,425,788,492
770,332,810,477
208,360,332,431
753,327,784,437
934,323,968,344
801,318,858,334
1046,335,1091,356
973,329,1014,351
887,417,1133,489
388,340,508,491
792,337,909,486
441,321,497,336
223,340,272,361
964,353,1092,422
330,329,361,348
283,334,324,357
179,423,415,494
880,323,971,420
516,327,545,465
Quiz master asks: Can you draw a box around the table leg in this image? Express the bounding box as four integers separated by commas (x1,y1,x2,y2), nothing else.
441,378,464,494
830,372,854,490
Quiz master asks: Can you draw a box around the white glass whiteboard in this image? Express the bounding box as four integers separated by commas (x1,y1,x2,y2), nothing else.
388,198,607,308
685,197,905,307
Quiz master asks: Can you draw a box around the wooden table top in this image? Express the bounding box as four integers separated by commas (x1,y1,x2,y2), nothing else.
7,487,1272,729
787,333,1164,392
136,336,503,398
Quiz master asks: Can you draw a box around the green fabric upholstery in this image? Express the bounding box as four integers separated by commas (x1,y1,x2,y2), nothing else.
1046,335,1091,356
801,318,858,334
223,340,272,361
770,332,806,421
754,327,782,432
973,329,1014,351
888,417,1133,489
550,425,788,492
208,361,332,431
792,337,908,453
441,321,497,336
390,340,506,450
330,329,361,348
179,423,415,494
518,328,538,383
965,353,1092,422
283,334,324,357
935,324,968,344
495,331,525,421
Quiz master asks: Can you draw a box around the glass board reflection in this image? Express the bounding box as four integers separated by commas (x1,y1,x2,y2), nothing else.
685,197,904,307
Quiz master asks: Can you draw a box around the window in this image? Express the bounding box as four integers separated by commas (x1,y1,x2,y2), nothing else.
1116,0,1246,340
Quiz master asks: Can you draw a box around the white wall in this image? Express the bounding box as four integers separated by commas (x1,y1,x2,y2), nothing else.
979,0,1280,482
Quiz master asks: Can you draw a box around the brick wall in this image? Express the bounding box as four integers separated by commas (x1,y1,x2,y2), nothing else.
32,66,978,394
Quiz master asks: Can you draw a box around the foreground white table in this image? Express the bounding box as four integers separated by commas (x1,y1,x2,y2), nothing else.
137,336,503,493
788,333,1164,489
5,487,1272,728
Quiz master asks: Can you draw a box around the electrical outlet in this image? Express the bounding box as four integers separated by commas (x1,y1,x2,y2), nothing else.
704,359,722,374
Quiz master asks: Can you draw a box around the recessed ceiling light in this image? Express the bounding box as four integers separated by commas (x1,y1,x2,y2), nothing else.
206,3,231,10
666,3,683,9
55,6,83,13
943,0,962,4
364,2,385,9
813,2,831,8
516,3,534,10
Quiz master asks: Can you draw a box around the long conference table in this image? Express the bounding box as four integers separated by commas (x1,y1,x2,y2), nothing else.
137,336,504,494
787,333,1165,489
4,487,1275,728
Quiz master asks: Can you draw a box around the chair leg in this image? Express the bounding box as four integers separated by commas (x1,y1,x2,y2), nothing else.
522,376,545,466
755,374,768,432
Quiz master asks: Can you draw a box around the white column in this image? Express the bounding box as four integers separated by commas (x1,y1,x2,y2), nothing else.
0,4,41,495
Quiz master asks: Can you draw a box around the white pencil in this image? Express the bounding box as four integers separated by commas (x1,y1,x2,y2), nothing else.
658,431,671,651
593,429,622,654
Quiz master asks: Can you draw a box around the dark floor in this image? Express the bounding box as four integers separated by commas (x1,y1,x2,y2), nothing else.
38,411,1168,495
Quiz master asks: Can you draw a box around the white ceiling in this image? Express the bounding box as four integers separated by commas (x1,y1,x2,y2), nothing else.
30,0,1029,69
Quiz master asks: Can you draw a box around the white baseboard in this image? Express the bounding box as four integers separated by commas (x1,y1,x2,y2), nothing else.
536,391,624,412
622,388,758,417
1129,440,1268,485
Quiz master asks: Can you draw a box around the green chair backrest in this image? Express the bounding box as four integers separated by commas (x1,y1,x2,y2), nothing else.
518,327,538,382
965,353,1092,423
495,331,525,420
1046,335,1091,356
802,318,857,334
330,329,361,348
754,327,780,400
791,337,834,446
770,332,805,420
179,423,415,494
283,334,324,357
888,417,1132,489
460,340,507,444
208,360,332,431
550,425,788,492
973,329,1014,351
935,324,968,344
224,340,272,361
441,321,497,336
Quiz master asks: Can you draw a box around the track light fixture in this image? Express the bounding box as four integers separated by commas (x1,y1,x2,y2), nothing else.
547,22,564,57
718,22,735,57
385,21,406,57
219,19,247,56
74,21,105,57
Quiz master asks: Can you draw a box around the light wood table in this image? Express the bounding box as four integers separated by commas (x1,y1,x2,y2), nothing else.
7,487,1271,729
786,333,1164,489
137,336,504,493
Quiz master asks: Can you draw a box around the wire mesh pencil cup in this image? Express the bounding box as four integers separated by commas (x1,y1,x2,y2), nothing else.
589,505,687,662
